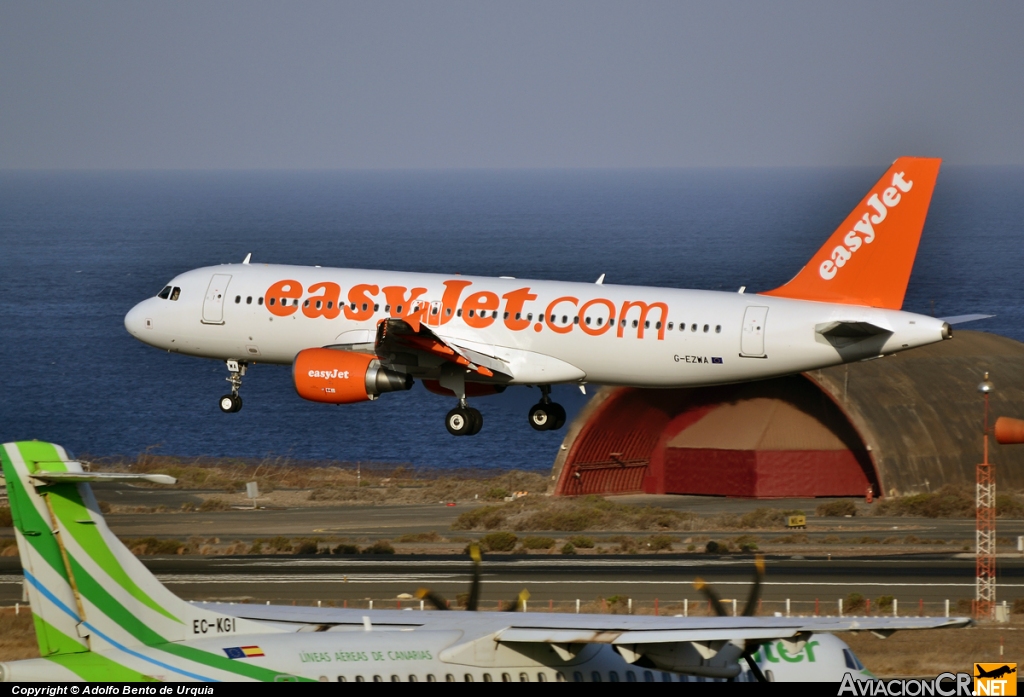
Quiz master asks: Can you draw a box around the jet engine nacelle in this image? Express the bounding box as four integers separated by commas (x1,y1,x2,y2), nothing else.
995,417,1024,445
293,348,413,404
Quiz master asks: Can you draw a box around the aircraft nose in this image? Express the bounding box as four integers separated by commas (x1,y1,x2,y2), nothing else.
124,301,150,337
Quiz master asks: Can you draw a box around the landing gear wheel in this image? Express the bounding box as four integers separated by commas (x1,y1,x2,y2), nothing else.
230,395,243,413
466,407,483,435
446,407,474,436
548,402,566,430
529,402,566,431
529,403,551,431
219,394,241,413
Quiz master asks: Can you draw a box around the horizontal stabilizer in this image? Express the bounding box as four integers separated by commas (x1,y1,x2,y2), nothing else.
938,314,994,325
29,471,177,485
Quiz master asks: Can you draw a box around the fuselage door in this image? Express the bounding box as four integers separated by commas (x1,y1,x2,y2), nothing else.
740,306,768,357
202,274,232,325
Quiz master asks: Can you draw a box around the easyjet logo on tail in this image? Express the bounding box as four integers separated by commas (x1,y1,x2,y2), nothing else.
820,171,913,281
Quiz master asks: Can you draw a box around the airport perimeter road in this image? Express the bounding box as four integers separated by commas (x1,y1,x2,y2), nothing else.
2,555,1021,609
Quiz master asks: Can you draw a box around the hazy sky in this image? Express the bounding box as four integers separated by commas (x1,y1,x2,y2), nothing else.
2,2,1022,168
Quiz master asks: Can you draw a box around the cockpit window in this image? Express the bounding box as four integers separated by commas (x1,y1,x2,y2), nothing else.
157,286,172,299
170,287,181,301
843,649,864,670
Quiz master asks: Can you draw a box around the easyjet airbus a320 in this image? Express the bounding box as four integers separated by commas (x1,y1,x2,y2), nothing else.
126,158,964,436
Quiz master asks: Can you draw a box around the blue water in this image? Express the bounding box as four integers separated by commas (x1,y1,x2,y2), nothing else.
0,168,1020,470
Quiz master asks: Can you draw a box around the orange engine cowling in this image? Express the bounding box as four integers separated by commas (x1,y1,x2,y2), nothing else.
293,348,413,404
995,417,1024,445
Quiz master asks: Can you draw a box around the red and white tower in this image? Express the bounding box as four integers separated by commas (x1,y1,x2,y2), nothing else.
976,371,996,620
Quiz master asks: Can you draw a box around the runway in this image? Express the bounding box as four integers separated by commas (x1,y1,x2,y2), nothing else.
3,555,1021,614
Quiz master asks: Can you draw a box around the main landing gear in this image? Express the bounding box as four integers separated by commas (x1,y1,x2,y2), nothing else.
528,386,565,431
446,403,483,437
219,360,247,413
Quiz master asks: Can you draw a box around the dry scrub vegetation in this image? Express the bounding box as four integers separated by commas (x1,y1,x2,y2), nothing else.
451,496,806,532
873,485,1024,518
88,453,550,505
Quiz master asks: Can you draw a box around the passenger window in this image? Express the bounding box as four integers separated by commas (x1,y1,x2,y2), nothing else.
585,317,591,325
667,322,673,330
515,312,521,320
632,320,638,328
561,315,567,323
716,325,721,333
504,312,509,319
337,676,346,682
573,672,584,682
691,323,697,332
327,301,333,309
246,296,252,304
157,286,172,299
703,324,709,333
374,304,380,312
626,671,636,682
468,310,475,318
269,298,276,306
591,671,602,682
573,316,579,324
445,674,455,682
257,297,263,305
502,673,511,682
408,675,417,682
362,303,368,311
235,296,241,303
446,308,451,315
555,672,566,682
426,675,436,682
170,287,180,301
316,300,322,309
644,671,654,682
537,672,547,682
464,674,473,682
457,309,462,317
372,675,382,682
396,305,403,313
655,321,661,330
644,320,650,329
609,671,619,682
662,672,672,682
519,672,528,682
390,675,399,682
596,317,603,326
527,313,533,321
483,674,492,682
355,676,365,682
385,304,390,312
492,311,499,319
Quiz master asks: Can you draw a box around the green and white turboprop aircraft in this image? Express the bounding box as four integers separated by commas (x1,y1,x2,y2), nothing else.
0,441,967,683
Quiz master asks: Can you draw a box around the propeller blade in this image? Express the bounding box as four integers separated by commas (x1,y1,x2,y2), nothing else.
741,555,766,617
415,588,450,611
743,649,770,683
466,543,482,611
694,577,728,617
504,589,530,612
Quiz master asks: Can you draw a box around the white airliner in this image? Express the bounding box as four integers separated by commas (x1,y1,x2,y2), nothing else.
125,158,956,435
1,441,965,682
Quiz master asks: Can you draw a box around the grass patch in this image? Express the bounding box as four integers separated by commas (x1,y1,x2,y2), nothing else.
480,531,517,552
521,536,556,550
869,485,1024,518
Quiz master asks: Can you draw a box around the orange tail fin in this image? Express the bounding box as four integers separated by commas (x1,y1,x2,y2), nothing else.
762,157,941,309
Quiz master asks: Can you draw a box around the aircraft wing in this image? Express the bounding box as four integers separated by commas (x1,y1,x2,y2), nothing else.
371,318,514,380
202,602,968,678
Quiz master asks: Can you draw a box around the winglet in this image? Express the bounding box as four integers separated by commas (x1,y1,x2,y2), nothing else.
762,158,941,310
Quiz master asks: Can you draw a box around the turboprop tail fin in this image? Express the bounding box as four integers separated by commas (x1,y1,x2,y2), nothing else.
0,441,278,661
762,157,941,309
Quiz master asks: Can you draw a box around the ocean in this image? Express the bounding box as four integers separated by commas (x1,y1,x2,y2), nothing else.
0,167,1020,470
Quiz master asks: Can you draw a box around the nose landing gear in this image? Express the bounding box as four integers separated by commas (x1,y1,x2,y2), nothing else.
529,386,565,431
219,360,247,413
